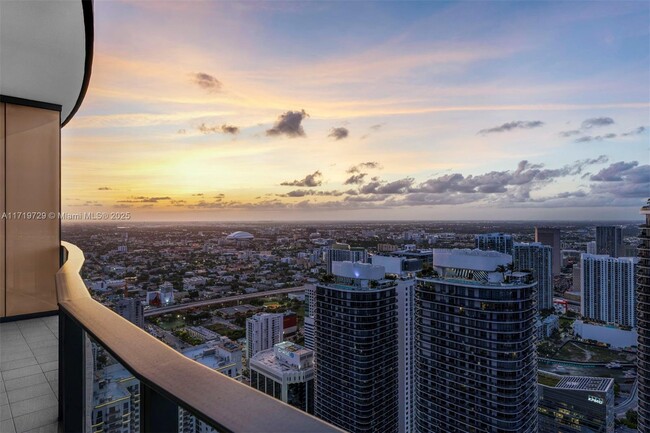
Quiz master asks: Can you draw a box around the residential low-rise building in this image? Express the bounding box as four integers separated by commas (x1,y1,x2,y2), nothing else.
572,320,638,349
537,314,560,340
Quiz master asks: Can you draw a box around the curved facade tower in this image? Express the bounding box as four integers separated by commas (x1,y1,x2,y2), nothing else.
314,263,399,433
638,201,650,432
415,249,538,433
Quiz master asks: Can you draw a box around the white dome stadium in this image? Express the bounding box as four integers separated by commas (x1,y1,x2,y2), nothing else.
226,231,254,240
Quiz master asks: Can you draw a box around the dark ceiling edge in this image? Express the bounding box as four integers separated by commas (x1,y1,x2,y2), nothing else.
62,0,94,127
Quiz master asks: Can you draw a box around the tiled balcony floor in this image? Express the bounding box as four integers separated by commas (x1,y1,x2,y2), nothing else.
0,316,59,433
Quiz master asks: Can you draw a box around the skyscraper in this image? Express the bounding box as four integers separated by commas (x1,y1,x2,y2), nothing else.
368,255,417,433
178,339,244,433
396,278,416,433
324,242,368,274
535,227,561,275
513,242,553,310
475,232,514,255
573,264,581,294
586,241,597,255
246,313,283,359
303,285,316,351
416,249,538,433
596,225,624,258
315,262,399,433
580,254,637,327
91,363,141,433
638,202,650,433
114,298,144,328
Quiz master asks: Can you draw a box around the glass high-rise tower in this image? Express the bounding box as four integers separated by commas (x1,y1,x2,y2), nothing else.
315,262,399,433
535,227,561,275
415,249,538,433
513,242,553,310
475,232,514,255
596,225,624,258
638,202,650,432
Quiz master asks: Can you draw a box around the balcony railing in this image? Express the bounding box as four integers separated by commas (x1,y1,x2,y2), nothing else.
56,241,343,433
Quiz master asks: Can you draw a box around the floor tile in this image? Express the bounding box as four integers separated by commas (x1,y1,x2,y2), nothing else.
0,334,27,344
1,319,59,433
12,406,57,433
2,365,43,382
25,340,57,351
7,383,54,404
4,373,47,392
0,324,21,331
39,362,57,373
1,350,34,364
44,371,57,384
30,347,56,358
24,422,59,433
0,419,16,433
1,357,38,373
9,394,57,418
34,353,57,365
22,334,54,345
1,403,11,421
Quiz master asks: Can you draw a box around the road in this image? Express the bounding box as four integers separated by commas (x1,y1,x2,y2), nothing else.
615,378,638,417
144,285,308,317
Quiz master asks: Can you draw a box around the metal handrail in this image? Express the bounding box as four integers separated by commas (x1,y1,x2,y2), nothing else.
56,241,343,433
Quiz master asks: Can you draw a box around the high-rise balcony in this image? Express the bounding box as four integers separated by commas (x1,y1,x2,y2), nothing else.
1,242,343,433
0,1,342,432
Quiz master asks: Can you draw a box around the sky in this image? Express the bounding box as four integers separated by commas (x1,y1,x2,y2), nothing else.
61,0,650,221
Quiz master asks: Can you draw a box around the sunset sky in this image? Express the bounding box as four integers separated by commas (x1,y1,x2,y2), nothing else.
62,1,650,221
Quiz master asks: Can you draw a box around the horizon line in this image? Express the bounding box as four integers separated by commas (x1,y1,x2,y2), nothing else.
60,218,645,225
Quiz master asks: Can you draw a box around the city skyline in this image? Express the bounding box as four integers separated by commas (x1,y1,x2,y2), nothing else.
61,1,649,221
2,2,645,432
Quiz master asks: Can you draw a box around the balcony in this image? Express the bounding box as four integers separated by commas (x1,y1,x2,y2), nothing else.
0,242,343,433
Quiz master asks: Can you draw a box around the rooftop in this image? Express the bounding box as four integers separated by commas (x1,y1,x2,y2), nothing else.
182,342,240,371
226,231,254,240
275,341,311,356
94,380,130,405
432,248,512,272
250,342,314,374
555,376,613,392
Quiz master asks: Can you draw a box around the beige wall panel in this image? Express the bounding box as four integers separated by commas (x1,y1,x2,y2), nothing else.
0,103,5,317
5,103,59,317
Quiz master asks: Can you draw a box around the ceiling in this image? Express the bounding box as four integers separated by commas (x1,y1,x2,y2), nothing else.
0,0,92,126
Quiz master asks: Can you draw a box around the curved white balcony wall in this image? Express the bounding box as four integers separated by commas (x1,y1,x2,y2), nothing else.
0,0,90,124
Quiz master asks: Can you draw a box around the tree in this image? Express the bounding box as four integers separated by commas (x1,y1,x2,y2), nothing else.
550,328,561,342
622,410,638,429
250,299,264,307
